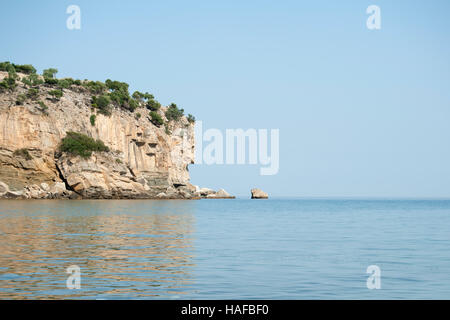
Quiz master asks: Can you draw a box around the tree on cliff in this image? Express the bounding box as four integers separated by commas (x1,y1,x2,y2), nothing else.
165,103,184,122
43,68,58,84
59,132,109,158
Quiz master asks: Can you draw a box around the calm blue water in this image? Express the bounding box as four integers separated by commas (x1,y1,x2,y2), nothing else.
0,199,449,299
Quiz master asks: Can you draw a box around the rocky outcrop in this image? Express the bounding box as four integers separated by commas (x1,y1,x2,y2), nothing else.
0,71,196,199
192,186,235,199
251,188,268,199
205,188,234,199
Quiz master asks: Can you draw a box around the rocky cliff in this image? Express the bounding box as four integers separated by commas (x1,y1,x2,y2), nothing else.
0,70,197,199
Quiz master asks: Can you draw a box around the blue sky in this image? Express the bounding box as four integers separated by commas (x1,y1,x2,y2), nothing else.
1,0,450,197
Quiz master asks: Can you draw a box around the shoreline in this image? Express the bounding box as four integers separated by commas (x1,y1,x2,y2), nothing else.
0,196,236,200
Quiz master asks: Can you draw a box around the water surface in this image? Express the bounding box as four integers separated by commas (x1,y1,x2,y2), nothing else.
0,199,449,299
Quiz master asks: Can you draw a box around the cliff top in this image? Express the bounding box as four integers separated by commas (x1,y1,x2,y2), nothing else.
0,61,195,130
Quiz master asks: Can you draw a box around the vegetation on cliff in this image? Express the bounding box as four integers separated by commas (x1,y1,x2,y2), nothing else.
22,74,43,87
165,103,184,121
59,132,109,158
0,66,18,91
27,88,39,100
0,62,35,74
91,94,112,116
0,61,195,129
43,68,58,84
187,114,196,123
149,111,164,127
15,93,27,105
38,101,48,115
48,89,63,101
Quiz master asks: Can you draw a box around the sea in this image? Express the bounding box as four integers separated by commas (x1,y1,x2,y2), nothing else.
0,198,449,299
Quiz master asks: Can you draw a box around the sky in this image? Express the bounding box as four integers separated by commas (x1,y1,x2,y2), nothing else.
1,0,450,197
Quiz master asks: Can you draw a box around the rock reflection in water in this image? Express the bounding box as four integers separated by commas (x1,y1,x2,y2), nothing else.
0,200,196,299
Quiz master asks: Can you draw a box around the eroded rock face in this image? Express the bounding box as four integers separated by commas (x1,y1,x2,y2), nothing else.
0,71,195,199
251,188,268,199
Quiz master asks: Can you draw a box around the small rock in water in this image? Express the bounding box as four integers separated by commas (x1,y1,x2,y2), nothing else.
215,189,231,198
251,188,268,199
204,188,235,199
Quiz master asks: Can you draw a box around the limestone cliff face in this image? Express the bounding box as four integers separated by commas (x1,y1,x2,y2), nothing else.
0,71,195,199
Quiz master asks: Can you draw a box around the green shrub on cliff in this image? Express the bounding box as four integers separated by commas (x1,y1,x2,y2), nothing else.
105,79,139,112
14,64,36,75
49,89,63,101
57,78,77,89
16,94,27,105
132,91,145,101
165,103,184,122
105,79,128,92
27,88,39,100
0,69,18,91
38,101,48,115
43,68,58,85
128,98,139,112
21,77,32,87
187,114,195,124
136,92,159,111
147,99,161,111
91,95,111,116
133,91,161,111
84,81,107,94
22,73,44,87
1,62,36,75
43,68,57,79
149,111,164,127
90,114,96,126
59,132,109,158
0,78,14,91
0,62,13,72
106,79,129,105
0,81,7,91
0,62,16,73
